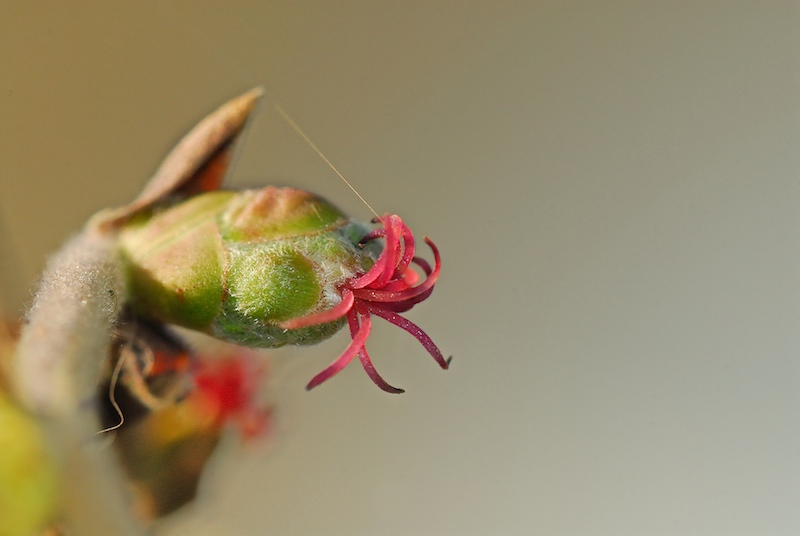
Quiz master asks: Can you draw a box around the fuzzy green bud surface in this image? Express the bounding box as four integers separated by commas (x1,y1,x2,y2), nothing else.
117,187,377,348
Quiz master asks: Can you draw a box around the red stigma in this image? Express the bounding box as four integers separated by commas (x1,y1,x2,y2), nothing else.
192,353,271,439
279,214,447,393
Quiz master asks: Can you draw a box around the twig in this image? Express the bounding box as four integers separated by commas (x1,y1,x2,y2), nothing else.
13,229,146,535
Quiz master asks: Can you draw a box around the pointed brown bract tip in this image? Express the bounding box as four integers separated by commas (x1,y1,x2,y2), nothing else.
287,214,446,393
96,87,265,231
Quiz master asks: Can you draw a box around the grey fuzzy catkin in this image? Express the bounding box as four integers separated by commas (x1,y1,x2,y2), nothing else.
13,229,149,536
14,229,125,416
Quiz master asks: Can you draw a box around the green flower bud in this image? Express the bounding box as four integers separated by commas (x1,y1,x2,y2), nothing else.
118,187,377,348
104,88,448,394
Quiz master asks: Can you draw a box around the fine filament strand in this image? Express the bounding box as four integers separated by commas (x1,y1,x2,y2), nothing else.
275,104,380,219
96,351,127,435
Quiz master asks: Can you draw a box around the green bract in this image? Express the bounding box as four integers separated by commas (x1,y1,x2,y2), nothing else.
117,187,379,348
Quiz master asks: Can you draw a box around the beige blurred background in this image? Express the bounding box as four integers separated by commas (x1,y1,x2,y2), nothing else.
2,2,800,535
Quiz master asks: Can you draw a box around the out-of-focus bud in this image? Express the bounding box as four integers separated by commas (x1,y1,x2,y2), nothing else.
0,320,59,536
102,320,271,521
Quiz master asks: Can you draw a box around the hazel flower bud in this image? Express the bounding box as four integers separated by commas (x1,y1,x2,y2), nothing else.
117,186,447,393
106,88,447,394
118,187,376,348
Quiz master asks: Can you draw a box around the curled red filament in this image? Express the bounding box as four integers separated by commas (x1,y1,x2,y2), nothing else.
280,214,448,393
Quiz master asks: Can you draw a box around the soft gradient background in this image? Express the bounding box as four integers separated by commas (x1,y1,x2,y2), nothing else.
2,2,799,535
